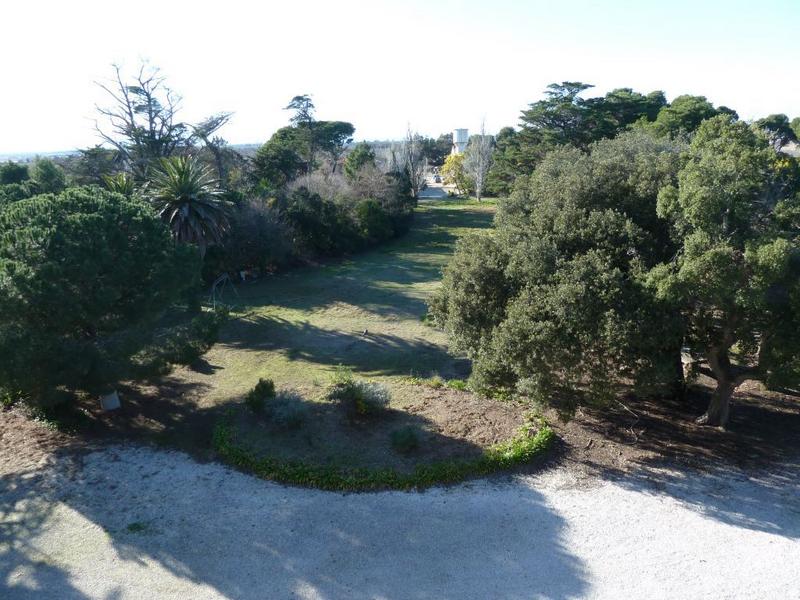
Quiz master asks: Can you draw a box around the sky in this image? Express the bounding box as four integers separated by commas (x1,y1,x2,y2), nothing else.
1,0,799,154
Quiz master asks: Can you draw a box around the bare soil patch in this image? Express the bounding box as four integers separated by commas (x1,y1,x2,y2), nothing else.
230,385,528,474
544,373,800,481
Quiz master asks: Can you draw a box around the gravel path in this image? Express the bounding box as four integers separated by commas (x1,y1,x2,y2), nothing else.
2,445,799,599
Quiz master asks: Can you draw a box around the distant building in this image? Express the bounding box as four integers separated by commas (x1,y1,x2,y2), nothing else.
452,129,468,154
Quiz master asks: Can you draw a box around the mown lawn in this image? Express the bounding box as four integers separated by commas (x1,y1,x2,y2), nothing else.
174,199,496,407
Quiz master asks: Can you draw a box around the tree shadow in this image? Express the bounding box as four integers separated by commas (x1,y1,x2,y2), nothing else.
69,377,224,460
229,391,504,472
222,314,470,379
0,449,96,599
574,381,800,538
1,444,588,599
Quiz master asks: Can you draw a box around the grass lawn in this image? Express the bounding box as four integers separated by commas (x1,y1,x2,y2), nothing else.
177,199,496,405
85,198,554,486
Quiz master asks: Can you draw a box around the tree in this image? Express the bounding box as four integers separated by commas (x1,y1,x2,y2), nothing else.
791,117,800,141
220,200,293,274
252,127,306,190
95,63,229,179
463,122,494,201
0,161,29,185
420,133,453,167
316,121,355,173
344,142,376,181
431,130,687,415
149,156,231,257
755,114,798,150
285,94,316,173
652,115,800,426
440,153,472,196
29,158,66,194
69,146,121,185
0,187,199,406
485,127,522,197
518,82,596,151
192,112,234,182
102,172,136,197
650,95,721,137
401,127,427,199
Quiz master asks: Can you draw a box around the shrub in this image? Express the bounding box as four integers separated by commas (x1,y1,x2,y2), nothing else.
391,426,420,454
270,392,310,430
206,199,293,281
326,367,390,416
446,379,468,391
356,199,394,245
245,378,276,413
427,375,445,389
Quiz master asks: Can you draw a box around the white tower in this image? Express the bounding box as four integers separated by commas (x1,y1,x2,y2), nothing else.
452,129,468,154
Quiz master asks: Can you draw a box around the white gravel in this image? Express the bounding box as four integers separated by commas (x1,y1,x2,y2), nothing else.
1,445,799,599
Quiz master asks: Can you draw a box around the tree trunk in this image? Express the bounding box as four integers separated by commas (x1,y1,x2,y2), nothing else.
697,378,734,428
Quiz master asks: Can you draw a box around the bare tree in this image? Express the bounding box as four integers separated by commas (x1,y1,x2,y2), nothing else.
192,112,234,182
95,63,186,179
463,120,495,201
401,126,427,199
95,63,230,180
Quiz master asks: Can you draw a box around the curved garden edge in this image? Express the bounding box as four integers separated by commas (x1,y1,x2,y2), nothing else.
212,414,555,492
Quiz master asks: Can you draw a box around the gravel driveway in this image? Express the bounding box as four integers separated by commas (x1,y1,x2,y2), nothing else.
2,445,799,599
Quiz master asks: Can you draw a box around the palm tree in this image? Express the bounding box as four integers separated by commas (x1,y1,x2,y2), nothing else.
150,156,230,257
102,172,136,197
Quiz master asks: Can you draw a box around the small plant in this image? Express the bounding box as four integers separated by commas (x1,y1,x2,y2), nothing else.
327,366,390,416
126,521,148,533
270,392,310,430
391,426,420,454
446,379,468,391
1,388,20,409
427,375,445,389
245,378,276,413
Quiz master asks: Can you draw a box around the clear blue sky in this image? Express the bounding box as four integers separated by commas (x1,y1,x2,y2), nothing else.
2,0,799,153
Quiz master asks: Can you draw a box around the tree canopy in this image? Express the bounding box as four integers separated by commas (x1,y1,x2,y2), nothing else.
0,187,200,405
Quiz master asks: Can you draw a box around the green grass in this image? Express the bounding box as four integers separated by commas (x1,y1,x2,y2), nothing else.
170,201,496,405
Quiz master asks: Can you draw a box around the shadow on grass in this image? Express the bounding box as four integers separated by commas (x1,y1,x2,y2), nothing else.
228,205,495,318
221,314,470,379
231,394,487,473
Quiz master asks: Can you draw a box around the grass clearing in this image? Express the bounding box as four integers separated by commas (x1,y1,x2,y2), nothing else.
173,199,496,403
83,199,552,486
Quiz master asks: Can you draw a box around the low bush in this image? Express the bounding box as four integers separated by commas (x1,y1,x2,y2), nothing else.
427,376,445,389
326,366,390,416
391,426,420,454
270,392,310,430
446,379,469,391
245,378,276,413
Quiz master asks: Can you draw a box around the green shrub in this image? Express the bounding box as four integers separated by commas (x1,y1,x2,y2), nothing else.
391,426,420,454
427,375,445,389
446,379,468,391
356,199,394,245
326,366,390,416
245,378,276,413
1,388,20,409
